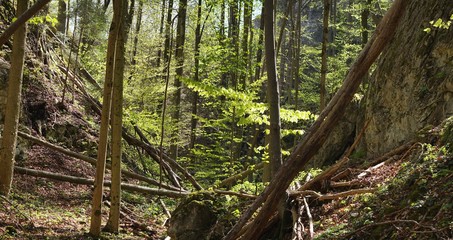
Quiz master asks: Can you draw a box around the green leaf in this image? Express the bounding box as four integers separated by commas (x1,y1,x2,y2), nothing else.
423,28,431,33
432,18,443,28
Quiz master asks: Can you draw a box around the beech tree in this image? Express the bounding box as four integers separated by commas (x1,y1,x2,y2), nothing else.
0,0,28,197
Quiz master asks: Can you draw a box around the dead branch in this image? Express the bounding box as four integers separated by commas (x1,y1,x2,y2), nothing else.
217,162,264,188
303,197,313,239
159,199,171,218
300,157,349,191
331,168,352,181
330,179,364,188
14,166,189,198
122,130,203,190
297,118,369,192
17,131,182,192
214,190,258,199
289,188,377,200
365,141,415,168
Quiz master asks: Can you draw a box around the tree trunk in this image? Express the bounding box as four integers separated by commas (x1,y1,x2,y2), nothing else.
131,0,143,66
253,5,265,83
294,0,302,110
57,0,67,34
223,0,408,238
89,0,122,234
264,0,282,180
361,0,371,47
190,0,202,149
240,0,252,89
105,0,128,233
162,0,174,74
320,0,331,112
0,0,28,197
170,0,188,160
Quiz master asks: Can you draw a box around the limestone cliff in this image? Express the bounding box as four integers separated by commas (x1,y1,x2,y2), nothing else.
363,0,453,157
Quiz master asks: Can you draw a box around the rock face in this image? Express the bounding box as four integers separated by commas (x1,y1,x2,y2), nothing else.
167,194,219,240
362,0,453,157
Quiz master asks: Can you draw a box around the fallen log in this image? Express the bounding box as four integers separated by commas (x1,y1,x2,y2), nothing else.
14,166,188,198
365,141,416,168
17,131,182,192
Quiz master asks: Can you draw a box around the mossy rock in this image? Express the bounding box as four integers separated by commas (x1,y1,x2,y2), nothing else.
167,193,219,240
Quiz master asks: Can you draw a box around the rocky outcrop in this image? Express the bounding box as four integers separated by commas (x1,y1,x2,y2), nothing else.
362,0,453,157
167,194,219,240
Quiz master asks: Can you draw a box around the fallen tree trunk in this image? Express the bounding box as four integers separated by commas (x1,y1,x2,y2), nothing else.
14,166,189,198
223,1,408,239
17,131,182,192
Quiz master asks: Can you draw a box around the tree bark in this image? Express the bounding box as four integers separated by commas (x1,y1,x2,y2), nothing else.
264,0,282,179
223,0,408,239
320,0,331,112
162,0,174,73
190,0,202,149
170,0,188,160
294,0,302,110
105,0,128,233
89,0,122,234
0,0,28,197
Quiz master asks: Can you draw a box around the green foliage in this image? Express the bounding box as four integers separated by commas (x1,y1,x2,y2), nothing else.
28,15,59,27
424,14,453,33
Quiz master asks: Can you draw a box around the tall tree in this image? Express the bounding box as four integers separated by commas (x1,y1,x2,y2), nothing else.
294,0,302,110
89,0,122,235
156,0,166,67
131,0,143,66
0,0,28,197
320,0,331,111
162,0,174,71
264,0,282,179
240,0,252,89
170,0,188,159
105,0,128,232
189,0,203,149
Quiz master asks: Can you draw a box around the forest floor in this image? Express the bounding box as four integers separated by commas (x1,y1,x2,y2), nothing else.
1,137,451,239
0,144,166,239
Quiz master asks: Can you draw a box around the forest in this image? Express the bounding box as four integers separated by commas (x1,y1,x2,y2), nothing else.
0,0,452,239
